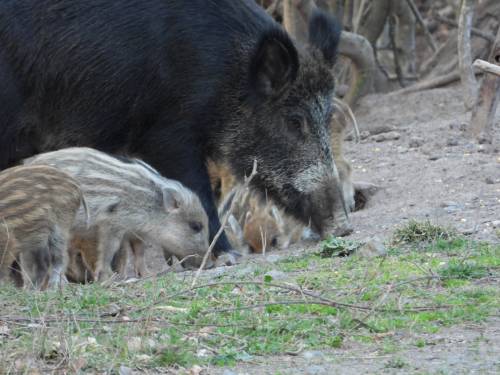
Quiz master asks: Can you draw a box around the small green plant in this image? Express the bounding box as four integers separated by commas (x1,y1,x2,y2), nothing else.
415,339,426,348
319,236,360,257
438,261,488,280
385,357,407,369
392,220,456,245
156,347,197,367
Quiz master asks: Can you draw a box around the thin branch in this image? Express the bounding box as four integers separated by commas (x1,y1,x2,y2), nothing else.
434,15,495,44
205,300,453,315
266,0,282,15
191,160,258,288
165,280,454,313
458,0,479,110
404,0,438,52
333,97,360,142
389,14,405,88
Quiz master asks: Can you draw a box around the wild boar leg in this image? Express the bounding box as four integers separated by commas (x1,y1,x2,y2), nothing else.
95,228,125,281
129,239,147,277
111,241,129,277
19,247,50,290
46,225,70,288
0,49,23,170
0,245,17,285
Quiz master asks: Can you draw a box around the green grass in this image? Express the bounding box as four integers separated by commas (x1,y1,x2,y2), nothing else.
0,230,499,372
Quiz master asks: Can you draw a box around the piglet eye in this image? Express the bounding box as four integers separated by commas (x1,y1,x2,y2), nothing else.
189,221,203,233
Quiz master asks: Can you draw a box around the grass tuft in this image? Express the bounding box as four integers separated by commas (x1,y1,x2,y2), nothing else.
438,261,488,280
392,220,456,245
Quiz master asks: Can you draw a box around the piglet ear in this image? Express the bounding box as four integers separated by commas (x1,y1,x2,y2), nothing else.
162,187,181,212
308,8,342,66
228,214,244,244
271,205,285,230
248,29,299,102
244,211,253,227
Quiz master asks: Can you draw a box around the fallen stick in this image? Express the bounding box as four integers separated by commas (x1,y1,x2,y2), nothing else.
473,59,500,77
390,69,483,96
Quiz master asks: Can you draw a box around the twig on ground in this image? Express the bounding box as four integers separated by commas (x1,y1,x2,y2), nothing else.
166,280,455,313
390,69,482,95
204,300,454,315
191,160,258,288
352,284,393,332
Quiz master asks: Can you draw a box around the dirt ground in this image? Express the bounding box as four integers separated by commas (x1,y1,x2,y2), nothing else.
347,86,499,245
144,86,499,374
213,86,499,375
209,318,500,374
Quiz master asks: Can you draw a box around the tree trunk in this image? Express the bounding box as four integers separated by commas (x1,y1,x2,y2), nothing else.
468,26,500,141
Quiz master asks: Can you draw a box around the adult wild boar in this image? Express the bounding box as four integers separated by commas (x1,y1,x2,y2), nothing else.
0,0,351,255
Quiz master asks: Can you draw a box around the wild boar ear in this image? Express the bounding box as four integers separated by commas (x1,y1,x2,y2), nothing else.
248,29,299,102
308,8,342,66
162,187,181,212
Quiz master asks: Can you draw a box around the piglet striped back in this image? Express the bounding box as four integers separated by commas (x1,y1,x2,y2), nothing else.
24,147,195,227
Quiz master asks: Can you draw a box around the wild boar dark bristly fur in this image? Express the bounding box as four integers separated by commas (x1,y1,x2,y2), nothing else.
0,0,350,255
211,9,350,237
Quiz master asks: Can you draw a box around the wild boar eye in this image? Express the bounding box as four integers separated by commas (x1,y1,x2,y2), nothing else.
288,115,307,138
189,221,203,233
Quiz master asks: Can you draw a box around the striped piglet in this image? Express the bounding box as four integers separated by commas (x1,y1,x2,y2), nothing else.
0,165,85,289
25,147,210,281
